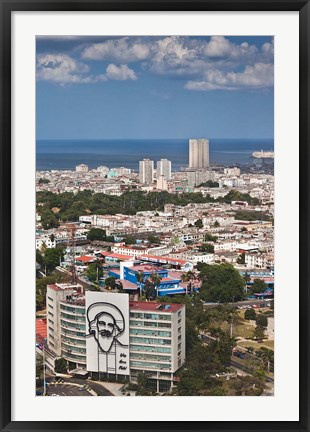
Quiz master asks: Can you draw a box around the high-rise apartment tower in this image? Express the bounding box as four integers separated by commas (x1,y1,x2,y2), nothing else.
157,159,171,180
189,139,209,168
139,159,154,184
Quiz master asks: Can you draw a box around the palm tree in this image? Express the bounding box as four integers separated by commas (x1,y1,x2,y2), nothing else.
136,271,145,298
257,347,274,372
149,273,162,297
181,271,196,295
243,272,251,294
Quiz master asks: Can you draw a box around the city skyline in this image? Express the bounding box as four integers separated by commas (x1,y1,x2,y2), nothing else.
36,35,274,141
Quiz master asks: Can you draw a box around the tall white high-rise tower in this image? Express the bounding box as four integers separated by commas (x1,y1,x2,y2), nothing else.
139,159,154,184
157,159,171,180
189,139,209,168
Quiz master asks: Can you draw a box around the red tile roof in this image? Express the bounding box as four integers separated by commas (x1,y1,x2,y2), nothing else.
36,318,47,340
48,283,62,292
101,252,134,260
76,256,96,263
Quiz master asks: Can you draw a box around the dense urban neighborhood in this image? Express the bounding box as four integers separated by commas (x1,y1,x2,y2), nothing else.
36,139,274,397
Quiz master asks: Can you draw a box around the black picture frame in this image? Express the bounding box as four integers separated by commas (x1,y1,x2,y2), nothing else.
0,1,309,431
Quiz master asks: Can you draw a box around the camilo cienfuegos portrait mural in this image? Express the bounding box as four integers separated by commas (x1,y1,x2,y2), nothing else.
86,292,130,377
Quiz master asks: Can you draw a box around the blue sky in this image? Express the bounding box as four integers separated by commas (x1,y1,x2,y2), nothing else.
36,36,274,140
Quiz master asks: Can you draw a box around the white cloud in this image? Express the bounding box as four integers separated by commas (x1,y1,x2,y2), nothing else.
36,54,93,84
37,55,137,84
105,64,137,81
185,63,274,91
203,36,258,61
81,37,150,62
37,37,274,90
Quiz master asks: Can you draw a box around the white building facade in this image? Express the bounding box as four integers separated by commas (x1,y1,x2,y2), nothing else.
189,138,209,168
139,159,154,184
157,159,171,180
45,288,186,392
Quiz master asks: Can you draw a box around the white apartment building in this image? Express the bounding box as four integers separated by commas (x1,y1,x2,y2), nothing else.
36,235,56,249
187,169,215,189
139,159,154,184
129,301,186,392
45,289,186,392
245,252,274,269
111,244,146,258
46,283,86,369
157,175,168,191
224,167,241,176
181,253,214,264
189,138,209,168
157,159,171,180
76,164,89,173
96,166,109,176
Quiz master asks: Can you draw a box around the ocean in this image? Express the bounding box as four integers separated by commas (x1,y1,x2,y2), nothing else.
36,139,274,171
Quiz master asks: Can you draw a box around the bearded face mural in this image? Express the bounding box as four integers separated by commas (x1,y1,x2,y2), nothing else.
86,293,130,376
87,302,127,353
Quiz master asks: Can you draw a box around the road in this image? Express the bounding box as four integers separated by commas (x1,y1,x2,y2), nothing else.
230,359,274,383
204,299,272,309
40,376,114,396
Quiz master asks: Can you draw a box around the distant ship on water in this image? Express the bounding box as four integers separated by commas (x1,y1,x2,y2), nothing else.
252,150,274,159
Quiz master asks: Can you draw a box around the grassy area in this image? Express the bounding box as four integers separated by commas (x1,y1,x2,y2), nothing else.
221,315,256,339
237,339,274,351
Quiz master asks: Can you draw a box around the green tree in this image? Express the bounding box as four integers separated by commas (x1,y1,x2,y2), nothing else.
197,180,219,188
124,235,136,245
199,263,245,303
234,210,271,221
181,271,197,295
36,273,66,311
144,273,161,300
237,252,245,264
231,375,265,396
136,372,151,395
86,262,103,283
54,357,68,374
214,220,220,227
136,271,145,297
43,247,64,273
200,243,215,254
87,228,107,241
147,235,160,244
204,232,217,242
194,219,203,229
104,276,117,290
220,189,260,206
36,249,44,267
38,178,50,184
251,278,267,294
256,347,274,372
40,210,60,229
255,314,268,329
252,326,266,341
244,308,256,320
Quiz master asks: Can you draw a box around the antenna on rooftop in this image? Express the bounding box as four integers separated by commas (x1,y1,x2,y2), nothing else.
66,223,77,284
